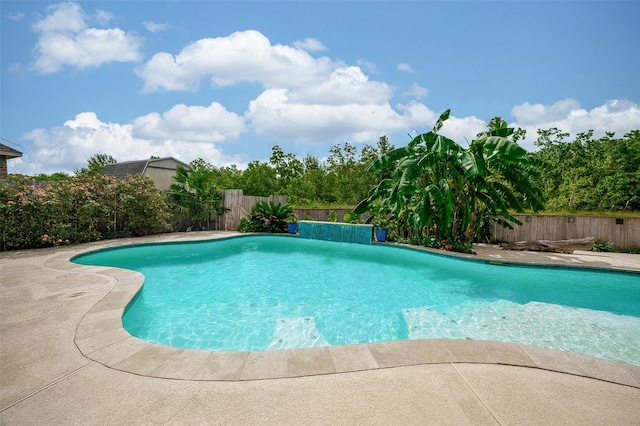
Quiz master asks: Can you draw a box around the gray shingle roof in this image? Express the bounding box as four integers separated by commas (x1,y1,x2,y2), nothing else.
0,143,23,158
102,160,149,179
102,157,190,180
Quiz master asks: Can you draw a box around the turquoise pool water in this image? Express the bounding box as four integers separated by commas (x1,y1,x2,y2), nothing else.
73,235,640,365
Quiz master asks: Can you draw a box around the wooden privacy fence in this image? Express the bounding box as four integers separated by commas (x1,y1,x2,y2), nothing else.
492,214,640,250
293,208,366,223
220,190,286,231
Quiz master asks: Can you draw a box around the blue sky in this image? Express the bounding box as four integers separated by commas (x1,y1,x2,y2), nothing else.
2,1,639,176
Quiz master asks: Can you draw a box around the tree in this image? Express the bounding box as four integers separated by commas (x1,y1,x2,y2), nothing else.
169,159,226,230
75,153,116,176
269,145,303,193
532,129,640,211
355,109,544,243
238,161,278,196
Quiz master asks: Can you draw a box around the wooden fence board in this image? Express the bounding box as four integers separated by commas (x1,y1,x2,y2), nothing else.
493,214,640,250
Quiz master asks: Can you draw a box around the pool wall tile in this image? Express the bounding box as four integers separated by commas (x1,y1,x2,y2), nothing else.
241,351,289,380
192,351,248,380
287,347,336,377
298,221,373,245
328,343,379,372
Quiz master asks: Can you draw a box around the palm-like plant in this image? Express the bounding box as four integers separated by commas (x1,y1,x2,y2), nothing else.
170,164,226,230
245,201,293,233
355,110,544,243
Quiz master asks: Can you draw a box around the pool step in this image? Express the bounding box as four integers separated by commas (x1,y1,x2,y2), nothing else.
267,317,329,350
402,300,521,340
402,307,461,339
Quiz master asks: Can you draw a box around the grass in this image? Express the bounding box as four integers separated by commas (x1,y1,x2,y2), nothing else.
518,210,640,218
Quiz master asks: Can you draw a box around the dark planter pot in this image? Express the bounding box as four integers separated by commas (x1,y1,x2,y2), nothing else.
287,223,299,234
375,228,387,242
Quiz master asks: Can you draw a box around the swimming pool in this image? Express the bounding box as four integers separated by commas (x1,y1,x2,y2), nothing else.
73,235,640,366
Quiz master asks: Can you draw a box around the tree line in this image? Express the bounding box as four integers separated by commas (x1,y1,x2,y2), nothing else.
6,111,638,251
29,121,640,214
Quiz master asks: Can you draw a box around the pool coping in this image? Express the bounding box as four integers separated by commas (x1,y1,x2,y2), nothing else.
46,232,640,388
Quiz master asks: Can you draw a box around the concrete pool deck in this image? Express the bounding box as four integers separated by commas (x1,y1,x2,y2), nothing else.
1,231,639,425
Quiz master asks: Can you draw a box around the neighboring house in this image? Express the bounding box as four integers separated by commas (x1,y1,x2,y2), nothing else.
0,142,23,178
102,157,190,191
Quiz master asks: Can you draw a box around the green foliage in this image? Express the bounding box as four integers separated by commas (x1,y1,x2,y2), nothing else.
242,201,293,233
75,153,117,176
372,217,389,229
591,239,616,252
233,140,394,206
327,210,337,222
169,160,226,230
533,129,640,211
421,235,473,254
32,172,71,181
342,212,360,224
356,110,544,244
0,174,172,250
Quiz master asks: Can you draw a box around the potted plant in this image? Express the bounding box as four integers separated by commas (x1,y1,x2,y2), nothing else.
372,217,389,242
287,214,299,234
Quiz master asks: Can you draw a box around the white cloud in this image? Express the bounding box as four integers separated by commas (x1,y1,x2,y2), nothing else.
18,106,248,175
132,102,246,143
356,59,379,74
8,11,25,21
246,91,432,144
31,2,142,74
136,30,336,92
143,21,169,33
511,98,640,151
290,66,392,105
93,10,114,26
397,63,416,73
293,38,326,52
401,83,429,99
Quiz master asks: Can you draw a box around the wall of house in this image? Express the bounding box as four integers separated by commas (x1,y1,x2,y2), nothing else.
492,214,640,250
0,156,7,178
144,159,186,191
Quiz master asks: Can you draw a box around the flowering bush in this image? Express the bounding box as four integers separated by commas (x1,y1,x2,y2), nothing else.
422,235,473,254
1,174,172,250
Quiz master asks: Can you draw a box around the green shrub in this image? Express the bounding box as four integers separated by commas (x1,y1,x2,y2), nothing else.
327,210,337,222
342,212,359,224
592,239,616,252
242,201,293,233
421,235,473,254
0,174,172,250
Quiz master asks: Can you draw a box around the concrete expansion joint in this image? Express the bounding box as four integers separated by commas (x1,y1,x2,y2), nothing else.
0,362,96,412
451,363,505,425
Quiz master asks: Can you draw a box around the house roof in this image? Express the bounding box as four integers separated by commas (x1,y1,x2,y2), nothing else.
0,142,23,159
102,157,189,179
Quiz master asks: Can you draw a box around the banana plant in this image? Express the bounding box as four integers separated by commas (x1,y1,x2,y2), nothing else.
355,110,544,243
